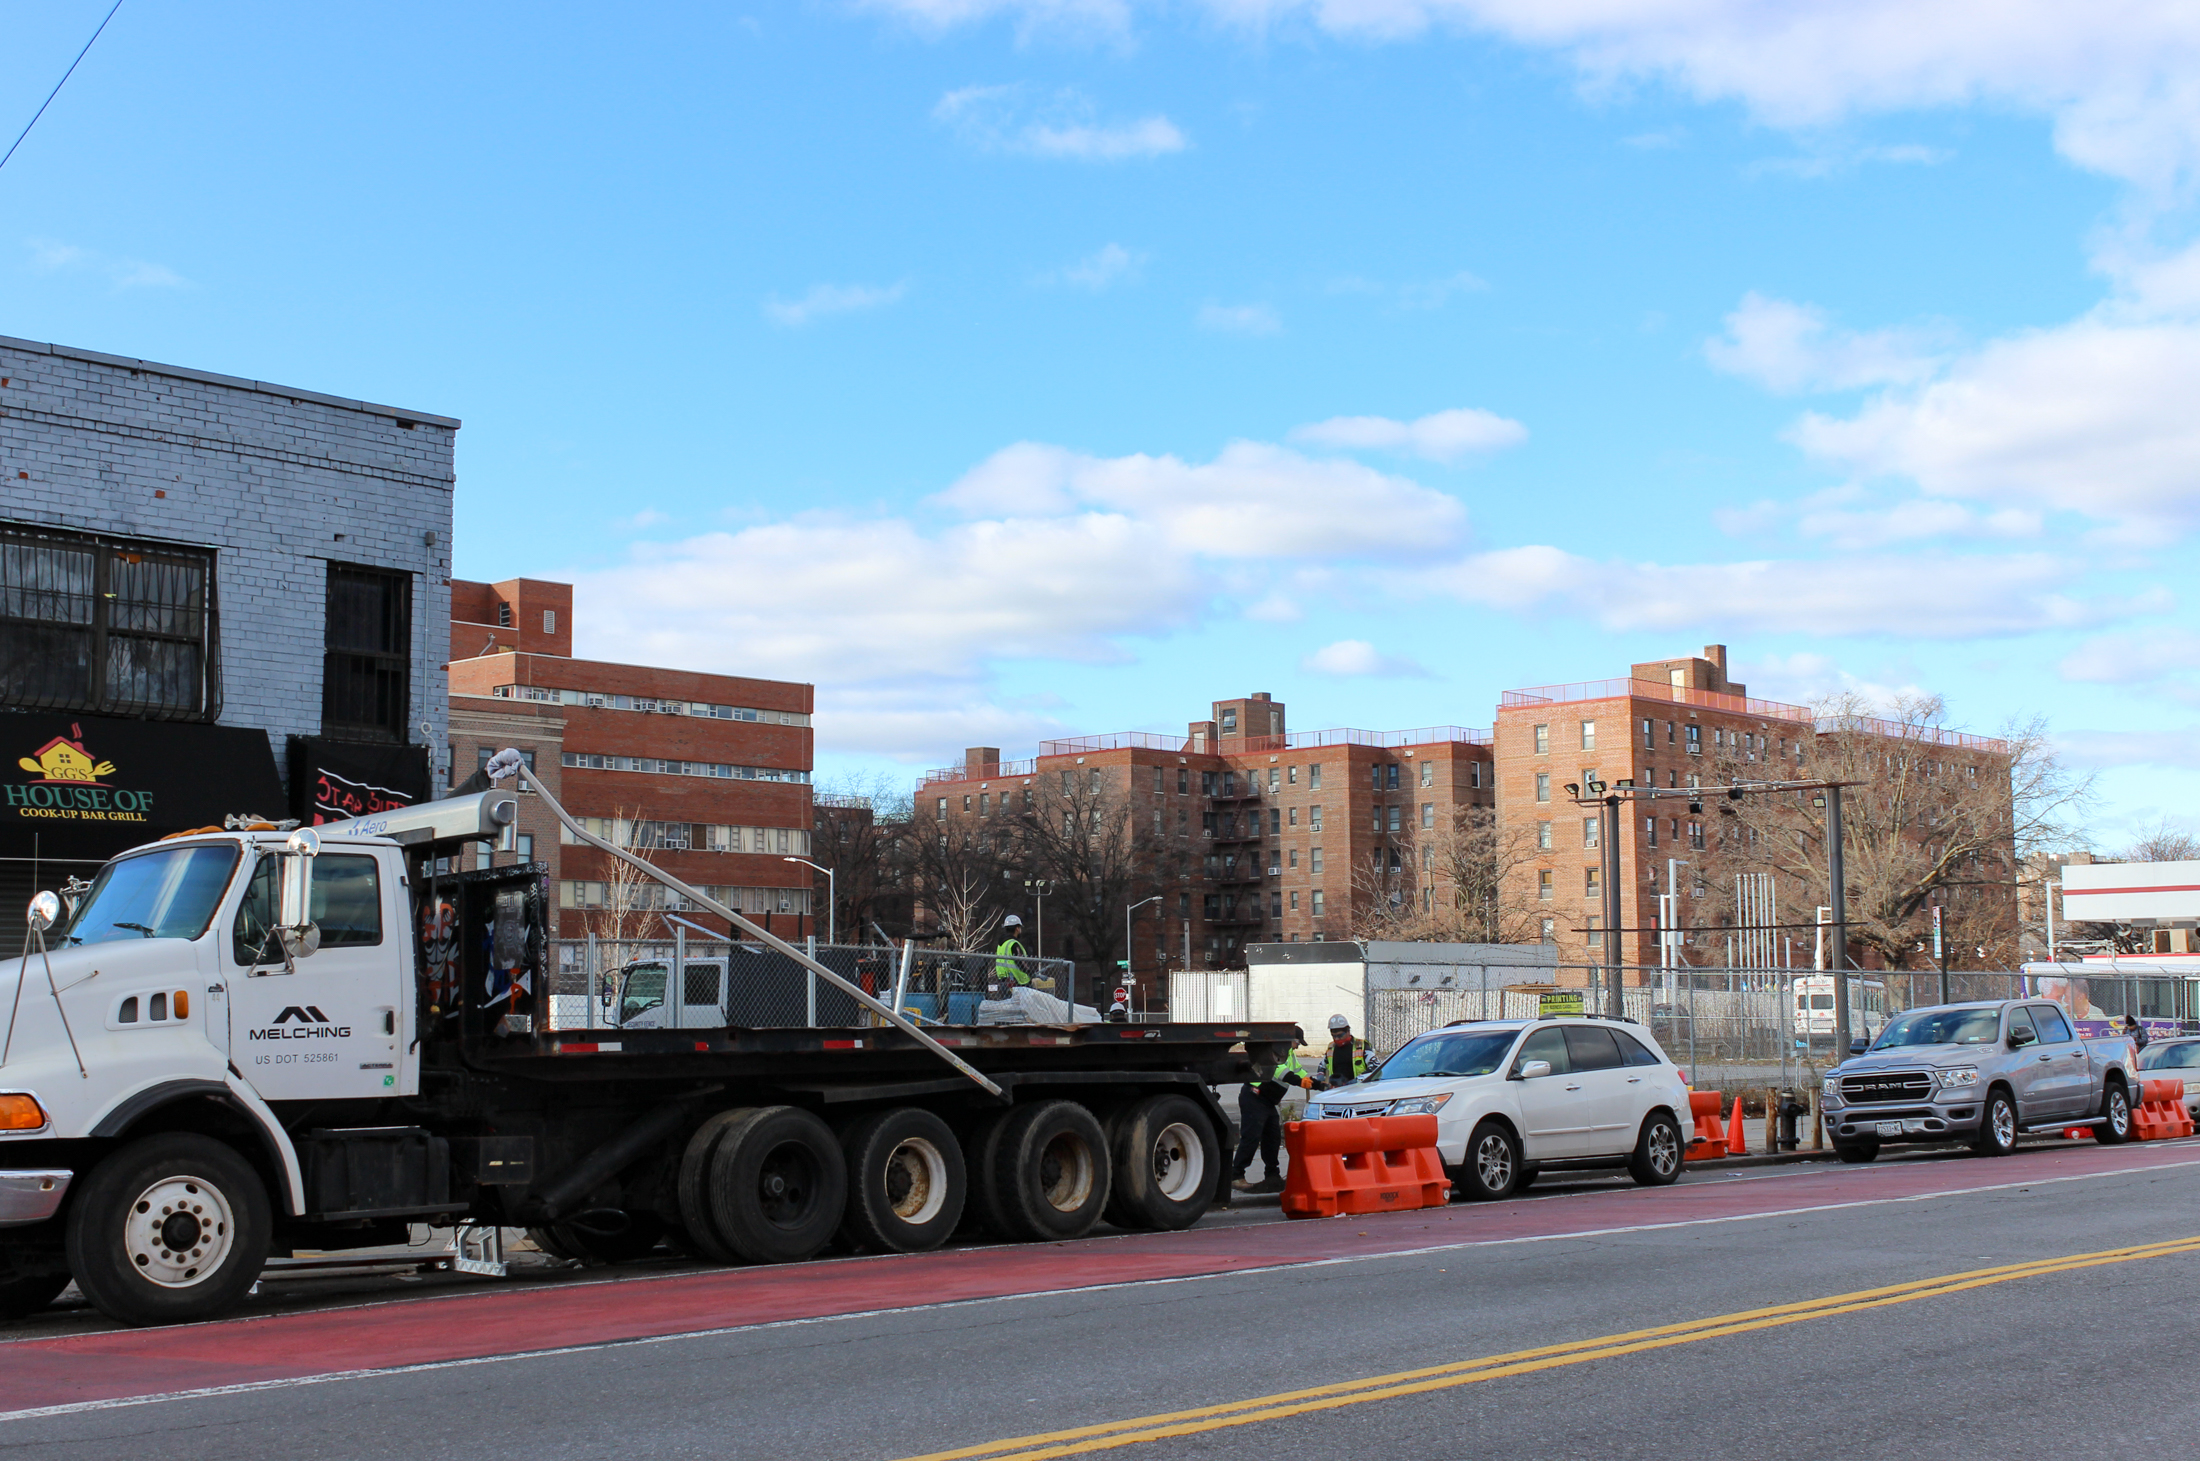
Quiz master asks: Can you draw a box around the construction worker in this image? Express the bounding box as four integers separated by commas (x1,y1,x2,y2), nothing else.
993,915,1031,989
1321,1014,1369,1086
1231,1046,1319,1193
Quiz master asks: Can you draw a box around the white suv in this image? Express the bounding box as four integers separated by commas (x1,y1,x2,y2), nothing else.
1305,1018,1694,1200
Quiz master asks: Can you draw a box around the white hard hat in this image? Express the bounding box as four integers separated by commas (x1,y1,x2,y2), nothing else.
1328,1014,1352,1031
1003,914,1023,927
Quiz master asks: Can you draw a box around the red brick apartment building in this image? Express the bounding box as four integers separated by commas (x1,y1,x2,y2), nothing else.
1496,646,2014,978
446,577,816,940
926,693,1496,969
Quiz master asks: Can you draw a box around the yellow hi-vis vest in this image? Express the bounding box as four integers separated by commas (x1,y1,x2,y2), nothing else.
994,937,1029,983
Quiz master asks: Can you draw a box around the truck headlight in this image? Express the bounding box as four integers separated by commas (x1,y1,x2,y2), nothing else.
1821,1077,1840,1102
0,1093,48,1131
1389,1094,1453,1116
1937,1068,1980,1088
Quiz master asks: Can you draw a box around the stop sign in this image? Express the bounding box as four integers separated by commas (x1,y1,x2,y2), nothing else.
1113,987,1130,1004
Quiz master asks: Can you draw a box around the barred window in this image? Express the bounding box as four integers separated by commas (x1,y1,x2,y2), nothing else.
0,522,218,720
323,564,411,741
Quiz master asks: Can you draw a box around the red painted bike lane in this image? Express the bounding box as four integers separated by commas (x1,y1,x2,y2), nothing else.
5,1139,2194,1416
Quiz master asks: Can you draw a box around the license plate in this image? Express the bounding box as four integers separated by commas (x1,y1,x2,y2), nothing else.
1876,1121,1901,1138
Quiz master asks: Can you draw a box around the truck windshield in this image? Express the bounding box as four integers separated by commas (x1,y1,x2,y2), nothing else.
620,964,667,1024
1872,1008,2001,1049
1370,1029,1519,1080
64,845,239,946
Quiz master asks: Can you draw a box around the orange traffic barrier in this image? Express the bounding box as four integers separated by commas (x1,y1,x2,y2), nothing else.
1726,1097,1752,1157
1684,1091,1728,1162
1280,1114,1449,1219
2133,1078,2196,1141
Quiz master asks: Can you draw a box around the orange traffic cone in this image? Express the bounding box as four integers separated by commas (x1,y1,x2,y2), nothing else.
1727,1098,1751,1157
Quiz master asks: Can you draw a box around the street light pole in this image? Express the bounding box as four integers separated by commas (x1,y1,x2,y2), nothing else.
1126,895,1162,1013
1024,877,1053,1000
1824,784,1850,1056
1602,791,1624,1019
783,856,835,946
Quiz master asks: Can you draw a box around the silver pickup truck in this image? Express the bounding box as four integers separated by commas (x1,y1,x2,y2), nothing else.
1822,999,2138,1162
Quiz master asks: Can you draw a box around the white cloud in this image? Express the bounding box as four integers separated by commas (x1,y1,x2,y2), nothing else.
1290,406,1528,463
26,236,187,291
1417,546,2150,638
1733,651,1928,712
2058,626,2200,684
1705,292,1946,394
1052,242,1144,290
934,85,1187,160
1790,317,2200,539
1301,639,1431,677
1243,591,1303,622
1196,302,1281,335
935,439,1470,558
762,281,908,327
1745,142,1952,179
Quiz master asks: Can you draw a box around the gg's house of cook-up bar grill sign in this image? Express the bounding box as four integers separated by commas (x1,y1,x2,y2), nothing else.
0,710,284,860
287,736,430,827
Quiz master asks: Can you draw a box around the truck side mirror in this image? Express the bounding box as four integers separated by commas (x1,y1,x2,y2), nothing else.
2007,1027,2036,1050
276,828,322,961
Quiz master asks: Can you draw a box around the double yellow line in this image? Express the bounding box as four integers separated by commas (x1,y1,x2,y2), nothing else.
898,1235,2200,1461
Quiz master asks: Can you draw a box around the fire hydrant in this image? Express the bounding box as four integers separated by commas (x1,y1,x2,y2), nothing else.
1776,1089,1810,1152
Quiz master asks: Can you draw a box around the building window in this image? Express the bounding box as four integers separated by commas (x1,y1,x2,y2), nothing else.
1469,762,1483,788
1583,817,1599,848
1091,767,1103,791
1220,708,1237,733
1386,805,1401,833
1270,892,1282,919
1421,802,1434,829
1310,805,1323,831
1537,820,1552,850
542,609,556,635
1537,869,1553,900
1,523,221,721
1535,773,1550,803
515,833,535,862
1585,867,1600,894
1667,720,1676,745
1268,767,1280,792
1586,915,1603,951
978,793,989,816
1178,768,1189,793
935,797,947,820
1689,821,1705,849
1419,761,1434,788
1581,720,1596,751
322,563,412,741
1311,847,1324,874
1311,890,1325,917
1289,890,1299,910
962,795,971,812
497,601,513,628
1371,805,1383,832
1686,724,1702,755
1153,766,1164,792
1540,917,1555,944
1533,723,1549,755
1645,817,1658,847
1201,771,1216,795
1202,811,1217,837
1287,765,1299,785
1386,764,1400,790
1309,763,1322,790
1288,806,1298,827
1289,847,1299,869
1222,771,1238,795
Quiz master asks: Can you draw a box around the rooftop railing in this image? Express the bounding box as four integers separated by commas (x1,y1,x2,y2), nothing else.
1501,677,1817,724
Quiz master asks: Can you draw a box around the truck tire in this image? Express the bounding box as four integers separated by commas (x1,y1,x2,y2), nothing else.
1835,1140,1879,1164
1455,1120,1521,1201
1972,1088,2019,1157
1627,1112,1685,1187
2093,1081,2133,1145
838,1107,965,1253
707,1106,846,1264
677,1108,758,1264
1101,1095,1217,1232
0,1273,69,1321
64,1134,270,1327
988,1100,1110,1242
957,1107,1017,1239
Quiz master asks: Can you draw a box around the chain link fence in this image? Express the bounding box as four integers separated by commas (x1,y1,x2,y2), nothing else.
1366,965,2200,1090
547,936,1075,1031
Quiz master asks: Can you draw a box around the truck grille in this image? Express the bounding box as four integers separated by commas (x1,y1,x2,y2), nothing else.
1842,1072,1933,1104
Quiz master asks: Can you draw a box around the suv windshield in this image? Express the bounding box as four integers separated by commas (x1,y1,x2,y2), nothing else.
2139,1042,2200,1071
64,845,239,946
1371,1028,1519,1081
1872,1007,2002,1049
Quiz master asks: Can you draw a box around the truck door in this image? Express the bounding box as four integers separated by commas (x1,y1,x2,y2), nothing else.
2028,1004,2089,1117
678,960,727,1028
2001,1006,2048,1119
615,963,669,1028
228,848,407,1100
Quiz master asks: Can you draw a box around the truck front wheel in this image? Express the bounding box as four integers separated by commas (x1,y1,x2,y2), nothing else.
64,1134,270,1327
1972,1089,2019,1157
2093,1082,2133,1145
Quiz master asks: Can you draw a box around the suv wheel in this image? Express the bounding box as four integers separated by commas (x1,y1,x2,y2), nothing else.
1972,1088,2018,1157
2093,1082,2133,1145
1456,1120,1520,1201
1627,1112,1684,1186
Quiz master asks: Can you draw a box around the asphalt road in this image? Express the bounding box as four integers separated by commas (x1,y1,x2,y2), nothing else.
6,1140,2199,1459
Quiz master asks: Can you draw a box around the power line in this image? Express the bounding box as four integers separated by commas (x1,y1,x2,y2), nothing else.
0,0,125,176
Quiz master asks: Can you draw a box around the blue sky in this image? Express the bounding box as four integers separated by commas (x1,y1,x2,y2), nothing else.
6,1,2198,844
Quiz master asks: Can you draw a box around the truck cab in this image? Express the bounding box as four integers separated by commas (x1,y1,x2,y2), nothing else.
609,958,728,1029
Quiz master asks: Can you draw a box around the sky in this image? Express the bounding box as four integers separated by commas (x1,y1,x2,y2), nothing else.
5,1,2198,846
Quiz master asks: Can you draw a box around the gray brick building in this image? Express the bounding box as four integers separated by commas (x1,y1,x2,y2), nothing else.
0,334,459,908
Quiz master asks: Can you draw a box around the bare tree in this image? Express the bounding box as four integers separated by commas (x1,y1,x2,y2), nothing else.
1347,807,1542,944
1698,693,2088,969
1012,766,1192,983
909,813,1008,954
2053,818,2200,955
809,774,916,943
2124,818,2200,864
578,808,661,948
